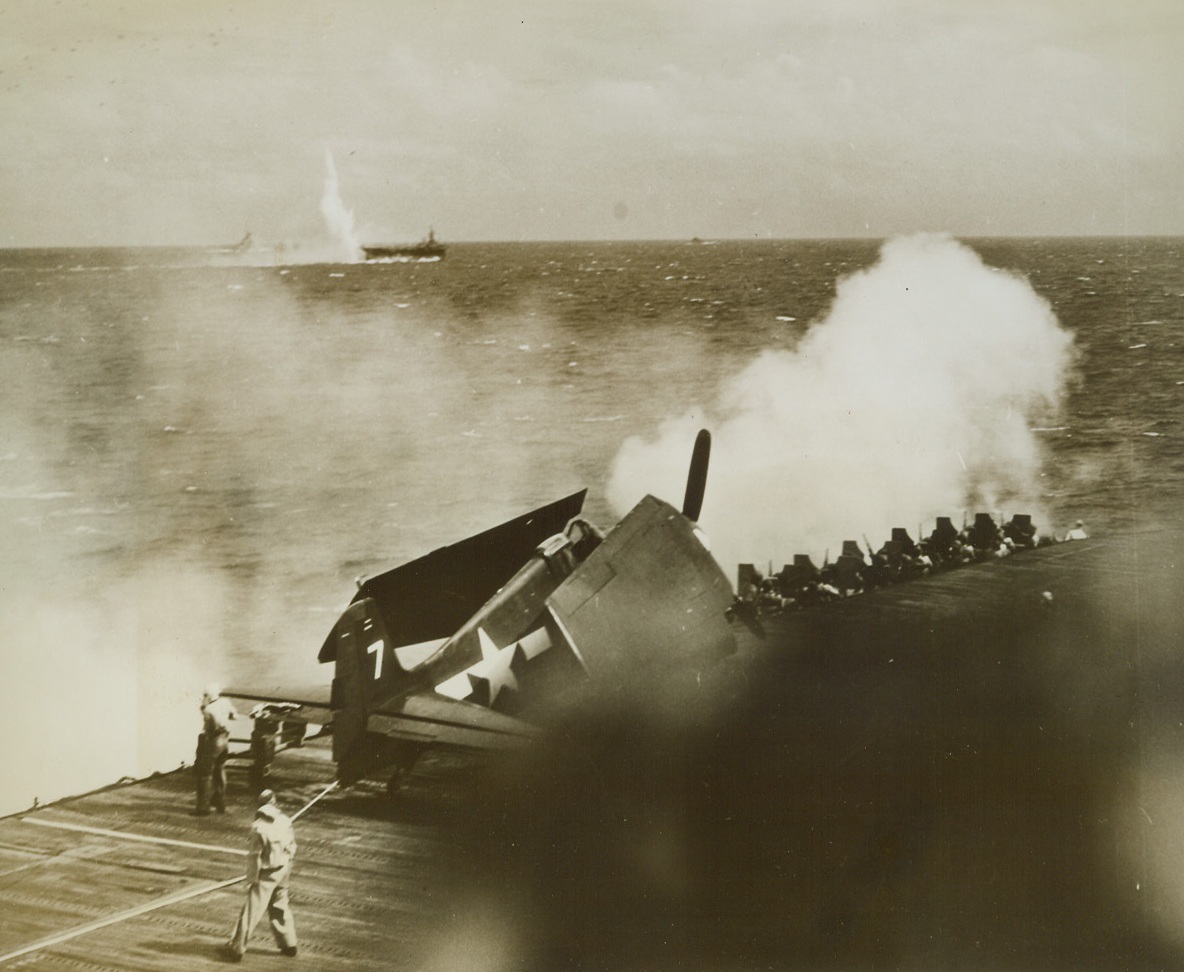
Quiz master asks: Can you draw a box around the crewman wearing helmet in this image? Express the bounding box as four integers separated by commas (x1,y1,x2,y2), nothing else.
195,683,238,816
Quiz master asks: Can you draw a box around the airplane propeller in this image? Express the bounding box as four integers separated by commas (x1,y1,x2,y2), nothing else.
681,428,711,522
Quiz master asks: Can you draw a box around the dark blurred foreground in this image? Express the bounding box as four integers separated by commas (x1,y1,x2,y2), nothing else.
414,531,1184,971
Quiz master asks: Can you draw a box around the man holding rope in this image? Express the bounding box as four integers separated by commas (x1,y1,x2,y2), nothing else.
223,789,298,961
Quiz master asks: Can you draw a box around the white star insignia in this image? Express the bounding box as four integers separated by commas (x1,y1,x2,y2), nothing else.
434,625,553,706
465,627,521,707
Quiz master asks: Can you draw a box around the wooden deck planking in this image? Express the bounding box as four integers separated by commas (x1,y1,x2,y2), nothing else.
0,739,467,971
3,530,1182,970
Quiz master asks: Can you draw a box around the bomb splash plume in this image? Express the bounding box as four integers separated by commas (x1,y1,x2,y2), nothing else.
320,147,361,262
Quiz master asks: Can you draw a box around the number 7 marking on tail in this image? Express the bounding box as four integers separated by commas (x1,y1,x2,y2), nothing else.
366,640,383,680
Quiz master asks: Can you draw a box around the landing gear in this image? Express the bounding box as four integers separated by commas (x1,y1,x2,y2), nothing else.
386,766,410,802
378,740,424,803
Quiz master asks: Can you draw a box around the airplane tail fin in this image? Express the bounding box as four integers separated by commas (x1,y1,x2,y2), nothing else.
321,598,402,783
317,491,587,783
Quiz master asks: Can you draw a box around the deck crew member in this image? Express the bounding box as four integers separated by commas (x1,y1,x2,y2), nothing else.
1064,519,1089,541
225,789,299,961
195,683,238,816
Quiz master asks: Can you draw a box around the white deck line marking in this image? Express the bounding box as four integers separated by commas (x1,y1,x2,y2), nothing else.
2,785,334,963
22,817,246,857
0,875,245,964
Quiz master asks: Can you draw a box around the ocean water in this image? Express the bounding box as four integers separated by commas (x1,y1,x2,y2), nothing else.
2,235,1183,813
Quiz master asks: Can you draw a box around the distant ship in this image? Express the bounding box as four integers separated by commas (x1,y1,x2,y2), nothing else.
362,229,446,261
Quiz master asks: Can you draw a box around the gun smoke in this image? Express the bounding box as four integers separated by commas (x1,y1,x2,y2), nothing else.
607,233,1076,570
0,234,1078,818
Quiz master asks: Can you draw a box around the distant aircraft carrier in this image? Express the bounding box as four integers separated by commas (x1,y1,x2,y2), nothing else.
361,229,445,261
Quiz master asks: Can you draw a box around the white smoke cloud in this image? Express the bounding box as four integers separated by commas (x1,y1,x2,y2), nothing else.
0,556,234,816
606,233,1076,571
320,147,362,262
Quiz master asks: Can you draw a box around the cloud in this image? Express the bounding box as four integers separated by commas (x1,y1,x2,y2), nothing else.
2,1,1183,242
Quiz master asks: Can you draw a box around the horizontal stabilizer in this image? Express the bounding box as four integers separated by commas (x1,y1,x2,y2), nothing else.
222,686,334,727
368,692,538,751
322,490,586,660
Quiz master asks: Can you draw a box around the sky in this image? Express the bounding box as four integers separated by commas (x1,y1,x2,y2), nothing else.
1,0,1182,246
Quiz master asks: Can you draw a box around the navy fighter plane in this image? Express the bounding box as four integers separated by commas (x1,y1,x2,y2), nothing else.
228,430,739,793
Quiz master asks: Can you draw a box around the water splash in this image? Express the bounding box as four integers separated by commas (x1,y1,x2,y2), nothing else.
320,148,361,263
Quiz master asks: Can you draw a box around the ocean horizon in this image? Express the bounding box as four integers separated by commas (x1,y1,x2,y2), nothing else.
2,233,1182,814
